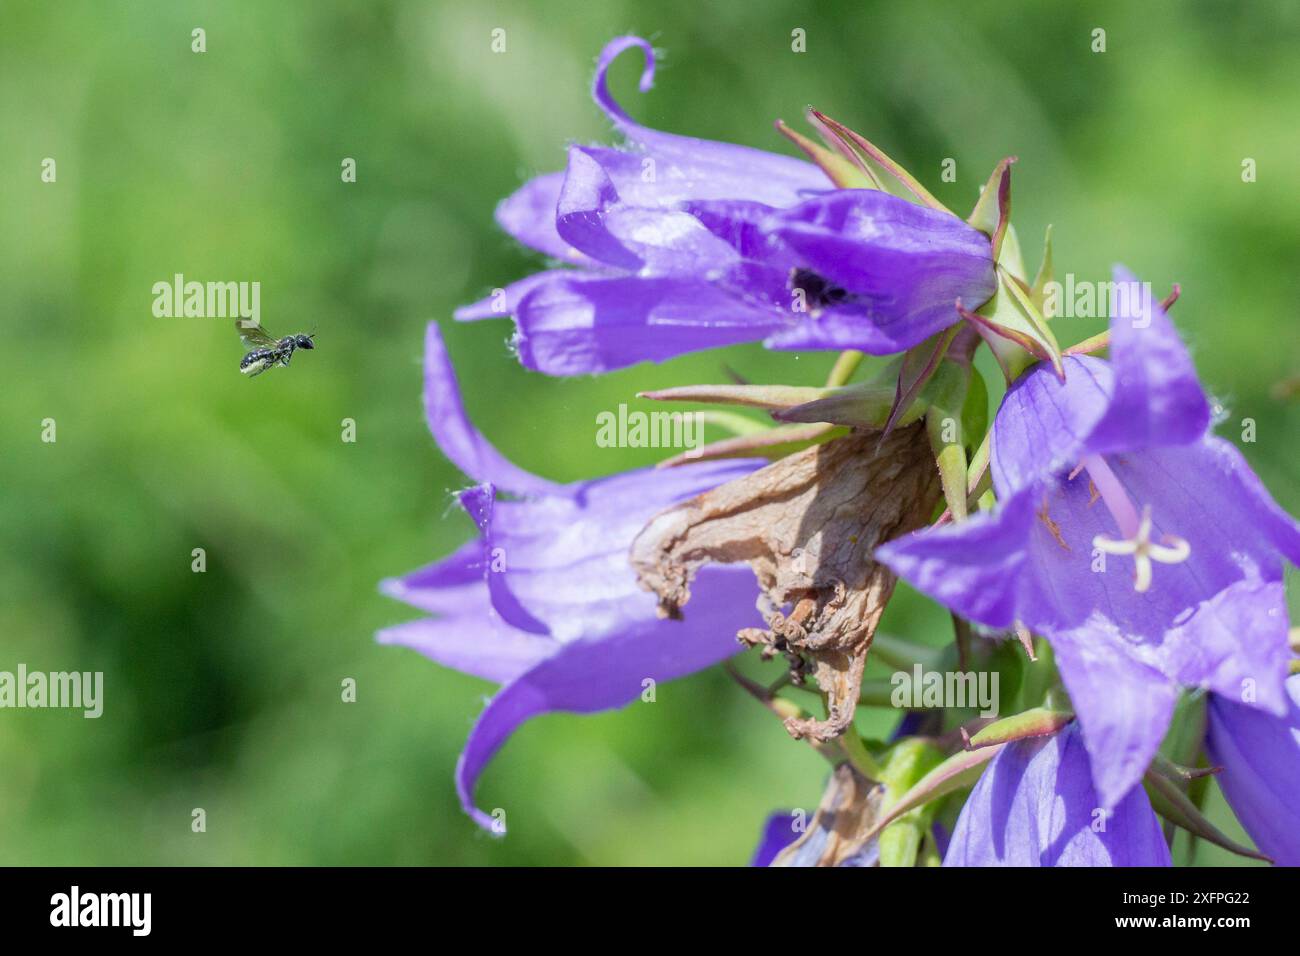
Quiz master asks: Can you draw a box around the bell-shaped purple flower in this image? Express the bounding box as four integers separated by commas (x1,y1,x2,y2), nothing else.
456,36,996,375
945,723,1172,866
879,267,1300,809
1207,674,1300,864
379,324,764,831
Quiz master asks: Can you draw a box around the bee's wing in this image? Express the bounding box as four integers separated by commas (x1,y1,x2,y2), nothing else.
235,319,277,349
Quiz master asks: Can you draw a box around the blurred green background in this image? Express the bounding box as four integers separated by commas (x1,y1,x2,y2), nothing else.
1,0,1296,865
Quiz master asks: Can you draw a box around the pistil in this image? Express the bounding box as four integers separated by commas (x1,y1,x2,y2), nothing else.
1082,455,1190,592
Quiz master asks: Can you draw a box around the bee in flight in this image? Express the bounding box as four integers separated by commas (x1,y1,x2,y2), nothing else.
235,320,315,377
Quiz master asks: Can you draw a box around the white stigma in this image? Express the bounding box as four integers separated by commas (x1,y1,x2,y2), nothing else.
1081,454,1190,593
1092,505,1191,593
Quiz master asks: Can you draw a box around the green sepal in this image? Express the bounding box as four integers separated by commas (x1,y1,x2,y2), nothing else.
961,265,1065,384
656,423,846,468
1159,688,1208,771
1149,752,1220,783
925,359,972,521
1143,768,1271,863
772,378,909,429
1064,329,1109,356
960,364,989,459
881,325,959,440
1156,688,1211,848
998,222,1029,285
806,109,949,211
962,706,1074,750
962,427,992,513
775,120,875,189
966,157,1016,261
639,382,836,411
861,744,1001,845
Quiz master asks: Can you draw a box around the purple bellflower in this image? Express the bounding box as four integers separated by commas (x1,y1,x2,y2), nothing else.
455,36,996,375
1207,674,1300,864
379,323,764,831
878,267,1300,809
750,812,802,867
944,723,1172,866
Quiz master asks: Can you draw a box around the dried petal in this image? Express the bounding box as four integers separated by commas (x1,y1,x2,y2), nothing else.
770,764,886,867
631,425,941,740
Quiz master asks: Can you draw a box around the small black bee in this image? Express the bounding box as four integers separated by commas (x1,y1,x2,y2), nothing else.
236,320,315,377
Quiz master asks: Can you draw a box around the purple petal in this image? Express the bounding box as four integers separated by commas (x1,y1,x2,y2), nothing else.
930,821,950,859
592,37,828,207
377,613,553,686
993,275,1212,487
679,198,788,266
462,460,760,641
554,148,641,270
423,323,567,496
1208,435,1300,566
457,483,549,635
1086,266,1210,453
1162,578,1292,718
750,811,801,866
493,172,596,266
379,538,486,615
760,190,995,354
577,144,810,211
555,146,739,273
513,273,788,375
455,565,764,831
944,723,1172,866
991,356,1112,496
1048,622,1179,809
1207,675,1300,865
1014,441,1289,639
454,269,579,323
875,489,1035,630
764,306,936,354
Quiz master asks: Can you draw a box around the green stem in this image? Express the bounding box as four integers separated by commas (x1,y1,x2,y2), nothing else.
825,350,864,387
838,722,883,779
952,614,973,672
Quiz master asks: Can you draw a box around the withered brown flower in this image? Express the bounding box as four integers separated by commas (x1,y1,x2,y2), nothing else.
630,424,941,742
770,763,886,867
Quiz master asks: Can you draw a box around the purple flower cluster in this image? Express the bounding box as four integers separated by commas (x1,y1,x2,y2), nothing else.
383,36,1300,865
454,36,996,375
879,272,1300,809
